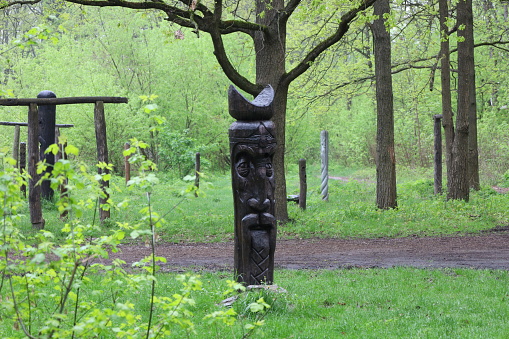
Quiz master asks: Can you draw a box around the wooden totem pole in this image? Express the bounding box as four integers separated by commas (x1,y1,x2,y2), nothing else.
228,85,277,285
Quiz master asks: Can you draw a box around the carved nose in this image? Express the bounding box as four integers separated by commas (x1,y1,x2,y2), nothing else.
248,198,270,212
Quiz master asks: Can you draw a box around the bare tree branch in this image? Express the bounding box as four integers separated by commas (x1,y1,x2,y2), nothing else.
304,39,509,101
281,0,301,22
0,0,40,8
282,0,377,86
218,19,267,35
208,0,261,95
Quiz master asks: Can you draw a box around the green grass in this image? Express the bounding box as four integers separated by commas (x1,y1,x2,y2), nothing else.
3,164,509,338
3,268,508,338
16,165,509,242
269,268,509,338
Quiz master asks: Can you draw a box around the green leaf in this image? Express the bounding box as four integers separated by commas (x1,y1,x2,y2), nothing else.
45,144,60,155
65,144,79,156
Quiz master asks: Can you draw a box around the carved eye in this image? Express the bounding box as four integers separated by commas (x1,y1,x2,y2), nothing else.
265,163,273,177
237,161,250,177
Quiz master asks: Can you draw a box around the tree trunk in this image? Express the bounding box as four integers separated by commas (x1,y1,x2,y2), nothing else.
372,0,397,209
255,0,288,222
449,0,471,201
464,0,479,191
439,0,454,195
94,101,111,221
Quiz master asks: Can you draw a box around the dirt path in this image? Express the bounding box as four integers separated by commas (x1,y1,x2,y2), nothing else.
106,228,509,272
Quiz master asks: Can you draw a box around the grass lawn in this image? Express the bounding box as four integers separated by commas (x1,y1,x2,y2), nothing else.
23,164,509,242
2,163,509,338
2,268,507,338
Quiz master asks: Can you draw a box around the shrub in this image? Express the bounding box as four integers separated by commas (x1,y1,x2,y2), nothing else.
0,144,266,338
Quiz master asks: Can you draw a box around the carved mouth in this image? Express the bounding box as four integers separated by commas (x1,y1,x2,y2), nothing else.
241,213,275,230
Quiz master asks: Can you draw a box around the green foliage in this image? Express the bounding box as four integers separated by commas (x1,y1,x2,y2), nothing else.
2,1,509,182
158,128,208,177
13,24,64,49
0,145,265,338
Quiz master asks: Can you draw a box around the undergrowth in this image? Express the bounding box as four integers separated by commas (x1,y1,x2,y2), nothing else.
0,142,270,338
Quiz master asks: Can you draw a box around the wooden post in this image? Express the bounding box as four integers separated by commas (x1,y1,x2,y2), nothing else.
28,103,44,229
94,101,110,221
12,125,20,168
19,142,26,197
299,158,307,210
320,130,329,201
124,142,131,185
54,127,60,161
194,152,200,197
55,127,69,220
433,114,443,195
38,90,57,201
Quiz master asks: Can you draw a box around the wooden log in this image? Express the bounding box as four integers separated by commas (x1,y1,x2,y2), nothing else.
19,142,26,197
433,114,443,195
0,96,128,106
299,158,307,210
194,152,200,197
28,103,44,229
94,101,110,222
0,121,74,128
124,142,130,185
12,125,20,168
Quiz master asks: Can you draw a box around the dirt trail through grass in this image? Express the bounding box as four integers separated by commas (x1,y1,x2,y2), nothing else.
105,228,509,272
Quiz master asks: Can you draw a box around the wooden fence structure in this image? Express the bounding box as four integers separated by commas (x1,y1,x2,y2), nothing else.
0,94,128,228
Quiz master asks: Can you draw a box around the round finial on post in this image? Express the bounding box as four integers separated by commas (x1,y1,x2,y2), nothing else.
37,90,57,99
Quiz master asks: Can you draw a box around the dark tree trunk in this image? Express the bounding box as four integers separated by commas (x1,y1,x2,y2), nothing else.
94,101,111,221
255,0,288,222
449,0,471,201
464,0,479,191
372,0,397,209
439,0,454,195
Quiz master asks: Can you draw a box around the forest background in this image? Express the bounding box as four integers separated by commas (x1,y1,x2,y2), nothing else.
1,0,509,191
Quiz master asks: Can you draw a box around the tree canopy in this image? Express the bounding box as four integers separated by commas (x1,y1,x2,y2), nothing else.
2,0,509,210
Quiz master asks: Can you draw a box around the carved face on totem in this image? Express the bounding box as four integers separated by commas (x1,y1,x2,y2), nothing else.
231,121,276,231
229,120,277,285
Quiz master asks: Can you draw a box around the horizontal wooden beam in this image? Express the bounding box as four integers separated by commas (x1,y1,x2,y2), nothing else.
0,97,128,106
0,121,74,128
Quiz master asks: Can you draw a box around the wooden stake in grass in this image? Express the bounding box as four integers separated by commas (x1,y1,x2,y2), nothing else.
434,114,443,195
299,158,307,210
20,142,26,197
94,101,110,222
28,103,44,229
194,152,200,197
124,142,131,185
12,125,20,168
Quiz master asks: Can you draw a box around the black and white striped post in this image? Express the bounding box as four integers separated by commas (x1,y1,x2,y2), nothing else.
320,130,329,201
